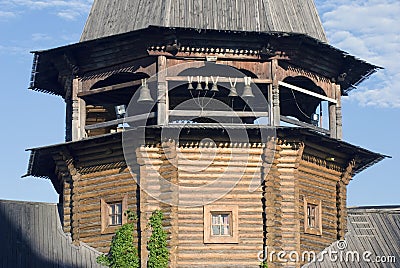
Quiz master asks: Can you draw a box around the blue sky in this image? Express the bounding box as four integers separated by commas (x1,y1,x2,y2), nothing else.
0,0,398,206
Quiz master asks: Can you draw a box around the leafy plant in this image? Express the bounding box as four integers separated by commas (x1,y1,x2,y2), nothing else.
96,210,139,268
147,210,169,268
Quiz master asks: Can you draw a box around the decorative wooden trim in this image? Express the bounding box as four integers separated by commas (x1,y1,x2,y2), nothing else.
303,197,323,236
203,205,239,244
100,195,128,234
302,153,344,172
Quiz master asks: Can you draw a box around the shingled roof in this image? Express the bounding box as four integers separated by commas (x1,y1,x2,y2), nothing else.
304,206,400,268
81,0,328,42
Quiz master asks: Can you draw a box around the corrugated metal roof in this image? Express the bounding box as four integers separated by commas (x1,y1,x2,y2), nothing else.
0,200,105,268
304,206,400,268
81,0,327,42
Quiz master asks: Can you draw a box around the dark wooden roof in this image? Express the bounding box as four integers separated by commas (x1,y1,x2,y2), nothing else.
304,206,400,268
81,0,327,42
24,127,386,189
30,26,379,97
0,200,104,268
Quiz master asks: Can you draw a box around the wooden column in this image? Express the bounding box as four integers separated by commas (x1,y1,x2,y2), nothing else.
336,85,343,140
157,56,169,125
329,83,337,139
337,160,355,239
271,59,280,126
159,140,178,268
72,78,86,141
62,150,81,244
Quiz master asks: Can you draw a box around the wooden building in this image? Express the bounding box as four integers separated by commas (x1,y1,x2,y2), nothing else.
25,0,386,267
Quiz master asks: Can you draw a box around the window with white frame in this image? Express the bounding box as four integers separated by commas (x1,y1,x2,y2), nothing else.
204,205,238,243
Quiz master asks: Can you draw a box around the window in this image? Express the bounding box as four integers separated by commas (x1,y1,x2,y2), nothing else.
101,196,128,234
204,205,238,243
108,202,123,226
304,197,322,235
211,213,231,236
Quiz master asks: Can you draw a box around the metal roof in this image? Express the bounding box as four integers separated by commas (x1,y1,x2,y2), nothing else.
304,206,400,268
81,0,328,42
0,200,104,268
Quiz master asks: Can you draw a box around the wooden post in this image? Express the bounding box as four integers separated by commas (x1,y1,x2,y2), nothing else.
336,85,343,140
271,59,280,126
329,83,337,139
157,56,169,125
72,78,86,141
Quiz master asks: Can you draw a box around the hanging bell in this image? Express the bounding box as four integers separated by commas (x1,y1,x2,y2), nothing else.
137,79,154,103
228,77,238,97
187,76,194,90
228,86,238,97
210,76,219,92
196,76,203,91
241,77,255,99
211,83,219,92
196,82,203,91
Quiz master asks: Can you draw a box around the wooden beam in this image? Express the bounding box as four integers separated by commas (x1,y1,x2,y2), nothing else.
166,76,272,84
280,116,330,135
278,81,338,104
85,112,156,130
329,84,337,139
272,59,280,126
157,56,169,125
169,110,268,118
78,80,142,98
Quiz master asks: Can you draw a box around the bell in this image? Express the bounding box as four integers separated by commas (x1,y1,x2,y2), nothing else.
241,77,255,99
242,84,255,99
196,76,203,91
187,76,194,90
211,83,219,92
137,79,154,103
228,86,238,97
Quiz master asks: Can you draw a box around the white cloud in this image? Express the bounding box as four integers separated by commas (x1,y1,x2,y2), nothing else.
0,0,93,20
31,33,52,42
318,0,400,108
0,11,17,19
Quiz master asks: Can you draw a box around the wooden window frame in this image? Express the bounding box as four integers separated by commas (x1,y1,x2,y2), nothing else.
203,205,239,244
304,197,322,236
101,195,128,234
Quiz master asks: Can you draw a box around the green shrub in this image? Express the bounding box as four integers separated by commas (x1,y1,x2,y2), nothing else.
96,210,139,268
147,210,169,268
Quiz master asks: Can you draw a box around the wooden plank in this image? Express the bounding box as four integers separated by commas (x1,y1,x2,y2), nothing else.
85,112,156,130
279,81,338,104
166,76,272,84
78,79,142,97
169,110,268,118
280,115,330,134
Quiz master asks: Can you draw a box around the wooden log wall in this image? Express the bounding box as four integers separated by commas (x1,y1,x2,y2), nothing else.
54,142,140,253
176,143,264,267
298,156,344,265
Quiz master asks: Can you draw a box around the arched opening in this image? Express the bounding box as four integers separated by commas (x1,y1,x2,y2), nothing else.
280,76,326,126
169,63,269,125
85,72,155,137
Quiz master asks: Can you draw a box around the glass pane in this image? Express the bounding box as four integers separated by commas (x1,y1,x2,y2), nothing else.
222,214,229,224
116,203,122,214
212,225,220,235
212,215,219,225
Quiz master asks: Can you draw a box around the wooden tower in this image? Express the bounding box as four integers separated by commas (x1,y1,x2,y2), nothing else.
26,1,385,267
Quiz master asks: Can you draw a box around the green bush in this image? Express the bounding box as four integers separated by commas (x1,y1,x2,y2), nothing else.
147,210,169,268
96,210,139,268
